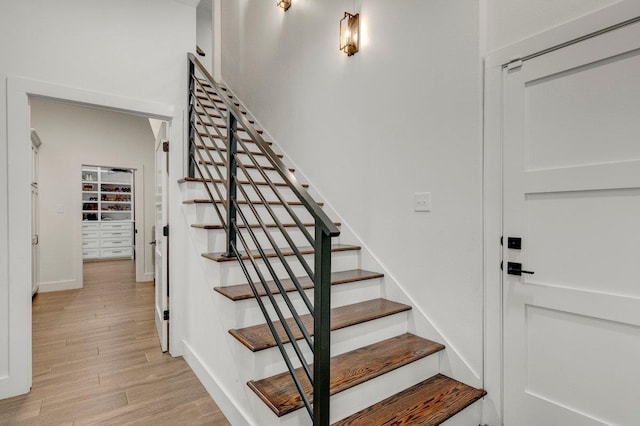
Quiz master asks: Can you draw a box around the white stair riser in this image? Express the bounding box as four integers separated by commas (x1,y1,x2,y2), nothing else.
439,403,482,426
202,250,360,286
182,180,301,203
244,351,440,426
230,311,410,381
218,277,383,329
193,226,320,254
185,203,317,226
194,123,265,139
328,354,440,423
195,160,285,179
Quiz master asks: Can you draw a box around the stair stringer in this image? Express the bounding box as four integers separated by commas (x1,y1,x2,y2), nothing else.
174,203,256,426
220,79,483,392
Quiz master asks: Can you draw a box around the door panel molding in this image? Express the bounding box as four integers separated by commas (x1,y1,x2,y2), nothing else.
500,18,640,426
483,3,640,425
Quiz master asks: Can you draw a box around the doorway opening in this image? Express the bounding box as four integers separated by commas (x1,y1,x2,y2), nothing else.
27,96,171,391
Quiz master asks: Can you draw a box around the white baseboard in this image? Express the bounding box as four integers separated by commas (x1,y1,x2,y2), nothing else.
182,341,252,426
37,279,80,292
141,271,154,282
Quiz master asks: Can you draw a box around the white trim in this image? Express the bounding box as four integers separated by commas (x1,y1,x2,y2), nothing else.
37,279,81,293
4,75,176,399
182,341,252,426
482,2,639,424
142,271,155,282
486,0,640,67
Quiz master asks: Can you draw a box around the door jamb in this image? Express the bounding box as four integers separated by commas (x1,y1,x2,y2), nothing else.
5,76,177,398
482,1,640,424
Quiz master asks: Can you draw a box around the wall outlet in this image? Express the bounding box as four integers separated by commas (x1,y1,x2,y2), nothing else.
414,192,431,212
56,204,64,213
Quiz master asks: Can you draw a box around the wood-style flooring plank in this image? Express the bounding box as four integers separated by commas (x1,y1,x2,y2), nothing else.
0,260,230,426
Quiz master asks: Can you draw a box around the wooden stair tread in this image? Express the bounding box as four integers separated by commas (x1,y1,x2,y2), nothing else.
203,244,360,263
183,198,322,207
197,131,271,145
193,109,256,125
197,122,265,134
194,144,283,158
198,160,292,172
229,298,408,352
193,102,247,115
248,333,444,416
193,129,273,145
178,176,308,188
191,221,339,230
332,374,486,426
215,269,383,301
195,93,241,108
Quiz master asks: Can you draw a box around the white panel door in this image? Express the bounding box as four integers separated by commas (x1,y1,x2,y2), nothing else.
31,183,39,296
503,20,640,426
154,128,169,352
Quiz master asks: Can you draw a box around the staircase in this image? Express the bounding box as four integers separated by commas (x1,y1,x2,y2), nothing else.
181,53,486,425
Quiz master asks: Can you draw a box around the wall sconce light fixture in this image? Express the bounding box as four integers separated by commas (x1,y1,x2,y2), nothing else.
340,12,359,56
277,0,291,11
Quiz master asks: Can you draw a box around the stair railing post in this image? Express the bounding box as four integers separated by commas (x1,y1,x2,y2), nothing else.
313,222,331,425
187,56,196,178
224,113,238,257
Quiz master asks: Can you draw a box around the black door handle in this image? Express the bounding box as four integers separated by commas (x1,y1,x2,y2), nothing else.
507,262,535,276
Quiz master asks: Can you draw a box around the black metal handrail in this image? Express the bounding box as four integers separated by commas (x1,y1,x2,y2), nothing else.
187,53,338,425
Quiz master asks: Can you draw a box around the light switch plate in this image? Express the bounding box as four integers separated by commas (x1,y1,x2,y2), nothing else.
414,192,431,212
56,204,64,213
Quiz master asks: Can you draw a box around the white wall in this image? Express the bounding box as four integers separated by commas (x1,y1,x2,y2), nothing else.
219,0,484,381
486,0,621,52
0,0,194,398
31,99,156,291
197,0,214,72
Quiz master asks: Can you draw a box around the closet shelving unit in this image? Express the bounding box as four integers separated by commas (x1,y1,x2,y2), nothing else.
81,166,134,260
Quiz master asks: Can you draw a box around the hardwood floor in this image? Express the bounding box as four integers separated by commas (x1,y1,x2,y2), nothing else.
0,260,230,425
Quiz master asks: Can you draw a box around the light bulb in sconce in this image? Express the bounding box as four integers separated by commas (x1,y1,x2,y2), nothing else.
277,0,291,11
340,12,359,56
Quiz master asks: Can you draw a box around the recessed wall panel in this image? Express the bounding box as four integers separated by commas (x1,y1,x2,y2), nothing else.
526,305,640,425
524,50,640,171
525,188,640,297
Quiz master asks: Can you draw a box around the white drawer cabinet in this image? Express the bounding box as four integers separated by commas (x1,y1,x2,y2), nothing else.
82,230,100,239
82,239,100,249
101,230,130,239
101,238,130,248
101,247,133,258
82,222,134,260
82,248,100,259
102,222,133,231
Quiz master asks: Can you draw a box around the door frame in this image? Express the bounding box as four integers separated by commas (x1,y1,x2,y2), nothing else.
482,1,640,424
4,76,179,398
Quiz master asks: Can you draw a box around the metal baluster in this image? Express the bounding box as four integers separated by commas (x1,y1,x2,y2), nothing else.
224,114,238,257
187,59,196,178
313,223,332,426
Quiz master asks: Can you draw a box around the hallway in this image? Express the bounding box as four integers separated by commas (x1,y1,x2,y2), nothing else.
0,260,230,425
